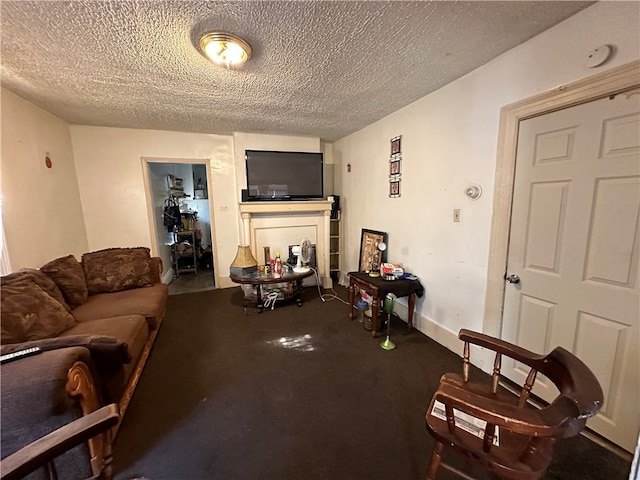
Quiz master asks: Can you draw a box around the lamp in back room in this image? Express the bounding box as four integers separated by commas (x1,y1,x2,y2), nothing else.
230,245,258,276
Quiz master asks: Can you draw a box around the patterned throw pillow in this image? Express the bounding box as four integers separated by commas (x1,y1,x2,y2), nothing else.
82,247,153,295
0,281,77,344
40,255,89,307
1,268,71,312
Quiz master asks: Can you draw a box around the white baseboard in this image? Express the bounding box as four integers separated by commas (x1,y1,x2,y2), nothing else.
162,269,174,284
392,301,460,355
392,301,491,372
218,276,236,289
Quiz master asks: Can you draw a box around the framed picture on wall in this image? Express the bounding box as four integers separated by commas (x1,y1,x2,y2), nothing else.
391,136,401,155
389,178,401,198
390,158,401,176
359,229,388,272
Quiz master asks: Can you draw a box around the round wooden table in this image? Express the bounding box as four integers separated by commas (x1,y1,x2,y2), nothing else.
230,269,314,314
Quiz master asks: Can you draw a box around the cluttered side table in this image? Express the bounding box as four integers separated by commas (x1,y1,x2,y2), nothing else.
348,271,424,337
230,269,314,314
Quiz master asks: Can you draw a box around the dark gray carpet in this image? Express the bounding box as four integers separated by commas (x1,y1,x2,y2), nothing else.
112,286,631,480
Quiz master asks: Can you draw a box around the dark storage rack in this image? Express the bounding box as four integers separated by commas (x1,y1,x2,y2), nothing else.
171,212,198,276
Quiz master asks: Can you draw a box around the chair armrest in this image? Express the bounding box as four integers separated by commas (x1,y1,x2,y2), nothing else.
458,329,547,369
458,330,604,420
0,404,119,480
546,347,604,418
431,381,573,437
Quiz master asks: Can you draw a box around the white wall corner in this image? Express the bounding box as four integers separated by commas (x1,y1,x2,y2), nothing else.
162,269,175,285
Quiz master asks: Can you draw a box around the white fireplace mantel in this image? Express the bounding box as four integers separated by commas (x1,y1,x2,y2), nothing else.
239,200,333,288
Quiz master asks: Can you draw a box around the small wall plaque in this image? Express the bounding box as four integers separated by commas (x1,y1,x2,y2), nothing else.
389,178,401,198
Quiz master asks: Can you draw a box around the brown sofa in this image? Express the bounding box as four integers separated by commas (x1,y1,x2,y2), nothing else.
0,247,168,425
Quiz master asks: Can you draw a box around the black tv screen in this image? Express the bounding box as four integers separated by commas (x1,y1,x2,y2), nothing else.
245,150,324,200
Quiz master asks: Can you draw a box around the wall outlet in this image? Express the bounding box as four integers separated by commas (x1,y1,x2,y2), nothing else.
453,209,461,222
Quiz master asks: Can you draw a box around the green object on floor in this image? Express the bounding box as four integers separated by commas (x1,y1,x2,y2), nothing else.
381,293,396,350
380,336,396,350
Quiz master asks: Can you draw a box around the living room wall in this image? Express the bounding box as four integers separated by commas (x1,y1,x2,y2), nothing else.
67,127,326,288
332,1,640,352
1,88,89,269
69,125,238,284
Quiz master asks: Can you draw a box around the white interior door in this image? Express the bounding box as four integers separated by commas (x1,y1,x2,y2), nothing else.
502,92,640,452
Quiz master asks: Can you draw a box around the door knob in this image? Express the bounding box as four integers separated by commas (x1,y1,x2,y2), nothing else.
505,274,520,284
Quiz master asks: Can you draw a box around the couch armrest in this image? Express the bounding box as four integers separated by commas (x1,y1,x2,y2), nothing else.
1,335,131,365
1,347,107,478
150,256,163,283
1,346,93,426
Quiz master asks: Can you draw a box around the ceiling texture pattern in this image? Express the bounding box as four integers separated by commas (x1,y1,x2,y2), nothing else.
1,1,593,142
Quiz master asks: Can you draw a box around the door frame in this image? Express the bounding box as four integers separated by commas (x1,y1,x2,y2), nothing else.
141,156,220,287
483,60,640,339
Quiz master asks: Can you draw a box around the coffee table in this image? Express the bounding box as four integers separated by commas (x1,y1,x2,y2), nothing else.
230,269,314,314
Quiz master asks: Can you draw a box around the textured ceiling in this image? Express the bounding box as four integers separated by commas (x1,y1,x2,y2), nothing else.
1,1,594,142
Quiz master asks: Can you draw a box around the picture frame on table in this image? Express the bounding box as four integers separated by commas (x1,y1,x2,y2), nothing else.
359,229,388,272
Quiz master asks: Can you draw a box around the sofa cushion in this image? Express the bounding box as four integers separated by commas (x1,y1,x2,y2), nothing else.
71,283,168,330
61,316,148,365
61,315,149,404
82,247,153,295
0,281,77,344
1,268,70,312
40,255,88,307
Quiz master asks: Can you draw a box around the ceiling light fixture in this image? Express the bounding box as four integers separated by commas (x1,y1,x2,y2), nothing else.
199,31,252,66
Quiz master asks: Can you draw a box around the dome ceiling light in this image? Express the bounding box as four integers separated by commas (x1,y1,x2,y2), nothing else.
199,31,252,67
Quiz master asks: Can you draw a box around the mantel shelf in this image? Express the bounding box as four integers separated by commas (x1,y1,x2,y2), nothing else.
240,200,332,215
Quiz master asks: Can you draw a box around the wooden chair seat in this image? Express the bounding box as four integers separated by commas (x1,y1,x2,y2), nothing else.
425,329,603,480
427,414,552,477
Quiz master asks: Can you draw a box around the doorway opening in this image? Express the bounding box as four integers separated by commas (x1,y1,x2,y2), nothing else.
142,157,217,295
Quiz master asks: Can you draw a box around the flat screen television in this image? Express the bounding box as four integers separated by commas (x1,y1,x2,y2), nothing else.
245,150,324,201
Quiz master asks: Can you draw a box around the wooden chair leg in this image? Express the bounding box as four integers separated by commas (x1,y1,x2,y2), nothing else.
426,440,445,480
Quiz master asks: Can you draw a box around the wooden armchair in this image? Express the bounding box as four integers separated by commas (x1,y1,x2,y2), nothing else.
425,329,603,480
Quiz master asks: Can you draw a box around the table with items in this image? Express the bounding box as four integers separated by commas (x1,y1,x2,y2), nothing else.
230,269,314,314
348,271,425,337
